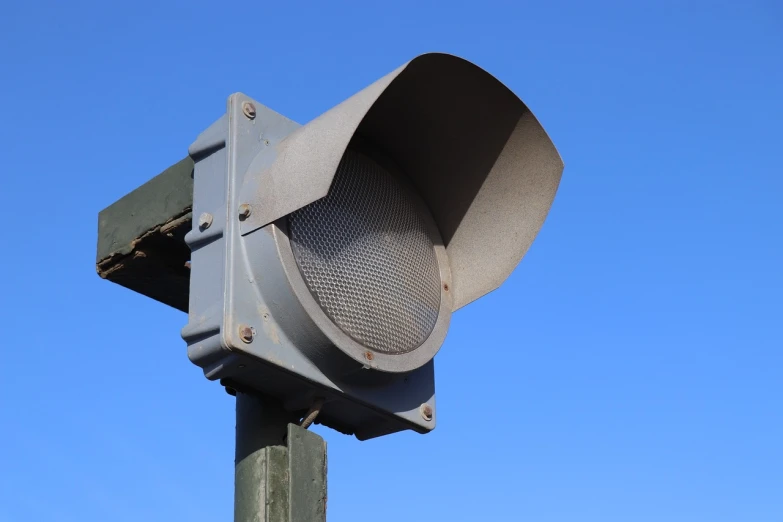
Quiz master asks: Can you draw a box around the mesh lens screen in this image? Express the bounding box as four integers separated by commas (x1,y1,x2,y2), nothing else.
288,149,441,354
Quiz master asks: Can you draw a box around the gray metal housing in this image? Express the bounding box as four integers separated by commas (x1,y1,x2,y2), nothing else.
182,53,563,439
182,96,438,439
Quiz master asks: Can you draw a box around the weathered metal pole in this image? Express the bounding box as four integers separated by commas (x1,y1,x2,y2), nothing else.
234,392,327,522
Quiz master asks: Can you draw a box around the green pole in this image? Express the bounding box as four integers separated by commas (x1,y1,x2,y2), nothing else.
234,392,327,522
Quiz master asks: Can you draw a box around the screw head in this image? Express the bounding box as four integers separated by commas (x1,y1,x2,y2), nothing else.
420,404,433,422
239,325,254,343
198,212,213,230
238,204,252,220
242,102,256,120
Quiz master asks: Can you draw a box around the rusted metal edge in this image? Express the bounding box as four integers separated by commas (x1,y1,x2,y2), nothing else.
96,209,192,277
97,157,194,261
96,156,194,312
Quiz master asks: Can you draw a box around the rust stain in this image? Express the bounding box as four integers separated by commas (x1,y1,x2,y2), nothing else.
258,305,281,344
96,208,192,276
266,321,280,345
96,262,125,279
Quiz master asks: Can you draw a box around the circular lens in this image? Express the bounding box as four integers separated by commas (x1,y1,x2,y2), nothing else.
288,149,442,354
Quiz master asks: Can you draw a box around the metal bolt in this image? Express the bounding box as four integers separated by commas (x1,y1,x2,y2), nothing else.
238,204,252,220
420,404,433,422
198,212,213,230
239,324,254,343
242,102,256,120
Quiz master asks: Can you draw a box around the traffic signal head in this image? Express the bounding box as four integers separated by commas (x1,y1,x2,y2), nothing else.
183,53,563,439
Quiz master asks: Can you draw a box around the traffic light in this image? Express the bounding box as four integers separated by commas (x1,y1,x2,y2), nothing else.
181,52,562,440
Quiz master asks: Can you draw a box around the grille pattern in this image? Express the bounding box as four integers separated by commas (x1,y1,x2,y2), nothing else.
288,149,441,354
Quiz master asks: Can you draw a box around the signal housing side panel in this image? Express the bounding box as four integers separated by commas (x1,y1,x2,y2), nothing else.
182,114,229,371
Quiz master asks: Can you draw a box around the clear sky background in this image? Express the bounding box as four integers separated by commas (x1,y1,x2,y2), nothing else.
1,1,781,521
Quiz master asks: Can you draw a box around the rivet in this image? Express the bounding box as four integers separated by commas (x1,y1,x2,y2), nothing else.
198,212,213,230
242,102,256,120
239,325,254,343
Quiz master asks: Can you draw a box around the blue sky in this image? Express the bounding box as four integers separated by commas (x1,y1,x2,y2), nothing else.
1,1,781,521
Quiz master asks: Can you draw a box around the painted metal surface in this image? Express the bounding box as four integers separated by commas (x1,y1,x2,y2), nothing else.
234,393,326,522
237,52,564,310
183,92,437,439
288,424,327,522
96,156,194,311
96,156,194,263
